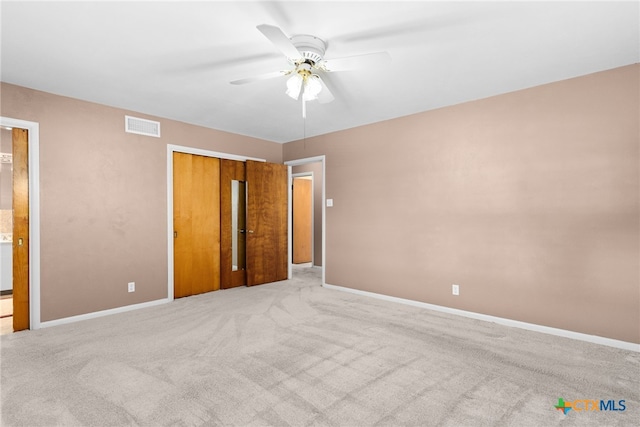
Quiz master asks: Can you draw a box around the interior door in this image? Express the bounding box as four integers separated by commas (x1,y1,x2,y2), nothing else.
293,177,312,264
173,152,220,298
13,128,29,331
246,160,288,286
220,159,246,289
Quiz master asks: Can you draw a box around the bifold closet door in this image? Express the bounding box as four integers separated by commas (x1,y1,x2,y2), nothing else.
220,159,247,289
246,160,288,286
173,152,220,298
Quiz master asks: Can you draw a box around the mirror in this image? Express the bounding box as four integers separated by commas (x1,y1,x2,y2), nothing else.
231,180,246,271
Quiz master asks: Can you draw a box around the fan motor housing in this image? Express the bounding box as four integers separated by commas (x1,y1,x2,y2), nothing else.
290,34,326,64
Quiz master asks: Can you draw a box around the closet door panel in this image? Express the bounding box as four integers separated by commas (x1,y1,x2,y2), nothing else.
220,159,246,289
246,161,288,286
173,152,220,297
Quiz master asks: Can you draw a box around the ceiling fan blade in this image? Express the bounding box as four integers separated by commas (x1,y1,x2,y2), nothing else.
230,70,288,85
317,76,335,104
256,24,302,61
322,51,391,72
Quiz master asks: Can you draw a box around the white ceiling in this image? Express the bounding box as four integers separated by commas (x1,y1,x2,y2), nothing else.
1,1,638,143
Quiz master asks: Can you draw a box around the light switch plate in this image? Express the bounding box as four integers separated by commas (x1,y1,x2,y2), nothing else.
326,199,333,207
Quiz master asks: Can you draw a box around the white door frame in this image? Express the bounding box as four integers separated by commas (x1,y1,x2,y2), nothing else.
285,156,326,285
166,144,265,300
1,116,41,329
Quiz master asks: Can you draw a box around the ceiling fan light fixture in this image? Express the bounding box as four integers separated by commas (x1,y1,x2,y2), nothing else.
302,74,322,101
232,24,388,110
285,73,303,100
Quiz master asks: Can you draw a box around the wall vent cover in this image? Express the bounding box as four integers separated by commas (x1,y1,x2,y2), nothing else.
125,115,161,138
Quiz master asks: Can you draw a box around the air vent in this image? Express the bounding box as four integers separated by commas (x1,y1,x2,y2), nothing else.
125,115,161,138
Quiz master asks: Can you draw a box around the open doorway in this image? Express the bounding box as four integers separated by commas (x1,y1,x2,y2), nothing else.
1,126,29,333
0,116,41,332
286,156,325,284
0,127,13,334
292,175,313,264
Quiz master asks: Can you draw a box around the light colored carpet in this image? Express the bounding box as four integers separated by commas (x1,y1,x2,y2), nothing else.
1,266,638,426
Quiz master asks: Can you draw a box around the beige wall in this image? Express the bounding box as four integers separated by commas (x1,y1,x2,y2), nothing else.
1,83,282,322
284,65,640,344
292,162,323,267
2,64,638,344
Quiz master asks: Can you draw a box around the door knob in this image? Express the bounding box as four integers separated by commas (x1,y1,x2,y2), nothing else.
247,230,254,234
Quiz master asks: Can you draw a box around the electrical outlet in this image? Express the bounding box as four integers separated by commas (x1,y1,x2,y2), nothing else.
452,284,459,296
128,282,135,293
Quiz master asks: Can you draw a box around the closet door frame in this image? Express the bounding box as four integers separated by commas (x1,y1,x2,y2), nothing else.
166,145,265,301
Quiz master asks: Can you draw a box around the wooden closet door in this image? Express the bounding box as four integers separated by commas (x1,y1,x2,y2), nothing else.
173,152,220,298
220,159,246,289
246,161,288,286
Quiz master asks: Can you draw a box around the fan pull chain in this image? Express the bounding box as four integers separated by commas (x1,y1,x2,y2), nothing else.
301,81,307,118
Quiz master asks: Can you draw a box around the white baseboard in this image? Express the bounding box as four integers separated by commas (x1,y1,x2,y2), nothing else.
322,283,639,353
39,298,170,329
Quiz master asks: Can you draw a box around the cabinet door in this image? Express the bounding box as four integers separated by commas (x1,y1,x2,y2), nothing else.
246,161,288,286
173,152,220,297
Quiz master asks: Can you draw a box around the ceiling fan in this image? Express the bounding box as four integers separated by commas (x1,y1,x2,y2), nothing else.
230,25,391,116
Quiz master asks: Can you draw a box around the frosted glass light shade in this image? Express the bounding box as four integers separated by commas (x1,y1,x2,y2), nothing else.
286,74,303,100
302,74,322,101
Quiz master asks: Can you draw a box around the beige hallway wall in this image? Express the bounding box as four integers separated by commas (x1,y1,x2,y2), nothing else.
284,64,640,344
1,83,282,322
